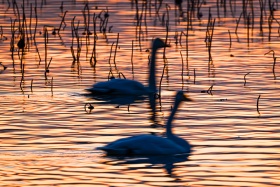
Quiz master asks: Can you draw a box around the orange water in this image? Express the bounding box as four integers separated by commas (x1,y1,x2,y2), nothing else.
0,0,279,186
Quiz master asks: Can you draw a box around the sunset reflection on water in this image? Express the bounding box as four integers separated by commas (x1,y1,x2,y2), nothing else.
0,0,280,186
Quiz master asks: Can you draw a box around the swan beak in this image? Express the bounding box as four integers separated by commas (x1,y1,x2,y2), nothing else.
183,94,193,102
165,43,171,47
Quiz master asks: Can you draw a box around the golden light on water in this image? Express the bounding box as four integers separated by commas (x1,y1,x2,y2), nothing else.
0,0,280,186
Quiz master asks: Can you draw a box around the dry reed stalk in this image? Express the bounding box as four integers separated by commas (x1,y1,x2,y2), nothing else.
257,94,261,115
194,68,196,84
264,50,277,80
228,30,232,49
44,27,48,80
108,42,115,68
90,14,97,68
131,40,134,76
247,14,250,47
244,72,250,86
51,77,53,96
180,51,184,88
113,33,120,69
205,8,215,71
259,0,264,35
31,79,33,92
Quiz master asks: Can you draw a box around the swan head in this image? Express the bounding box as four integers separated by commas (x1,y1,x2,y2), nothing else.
176,91,192,102
152,38,171,49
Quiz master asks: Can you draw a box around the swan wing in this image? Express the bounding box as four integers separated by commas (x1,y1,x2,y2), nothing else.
97,134,188,156
86,79,148,95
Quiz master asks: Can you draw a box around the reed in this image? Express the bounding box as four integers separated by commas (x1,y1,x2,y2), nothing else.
264,50,277,79
162,4,170,82
131,40,135,75
70,16,82,73
141,0,148,39
20,73,24,94
235,12,243,35
205,8,215,71
180,51,184,88
99,7,110,35
33,2,42,65
207,84,214,95
196,0,203,20
82,3,91,36
29,3,32,46
228,30,232,49
58,10,68,34
10,18,16,67
246,14,250,47
51,77,53,96
108,69,115,80
31,79,33,93
249,0,255,36
90,13,98,68
60,1,64,13
82,4,90,61
216,0,220,19
158,63,167,108
185,11,191,71
267,0,280,41
44,27,48,80
257,94,261,115
118,72,126,79
259,0,264,35
113,33,120,69
194,68,196,84
174,0,183,18
108,42,115,69
244,72,250,86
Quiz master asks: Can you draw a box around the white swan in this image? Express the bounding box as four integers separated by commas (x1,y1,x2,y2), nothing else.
97,91,192,156
85,38,170,96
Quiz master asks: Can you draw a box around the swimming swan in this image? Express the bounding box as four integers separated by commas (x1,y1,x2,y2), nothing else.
85,38,170,96
97,91,192,156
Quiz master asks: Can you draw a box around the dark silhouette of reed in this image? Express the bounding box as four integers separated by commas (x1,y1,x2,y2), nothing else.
257,94,261,115
131,40,135,76
70,16,82,74
244,72,250,86
174,0,183,17
264,50,277,80
108,42,115,72
113,33,120,69
30,79,33,93
43,27,53,80
193,68,196,84
90,13,98,68
228,30,232,49
99,7,110,35
205,8,215,72
180,51,184,88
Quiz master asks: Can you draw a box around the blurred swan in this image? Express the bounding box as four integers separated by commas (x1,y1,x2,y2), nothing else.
97,91,192,156
85,38,170,96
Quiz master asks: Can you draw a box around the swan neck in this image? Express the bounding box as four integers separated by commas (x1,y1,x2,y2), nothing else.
166,99,181,138
148,48,157,92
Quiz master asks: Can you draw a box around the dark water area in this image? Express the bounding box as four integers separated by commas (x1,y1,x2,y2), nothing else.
0,0,280,186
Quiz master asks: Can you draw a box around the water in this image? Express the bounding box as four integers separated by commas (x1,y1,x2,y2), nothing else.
0,0,280,186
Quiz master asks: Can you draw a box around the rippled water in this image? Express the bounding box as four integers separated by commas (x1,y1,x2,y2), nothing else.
0,0,280,186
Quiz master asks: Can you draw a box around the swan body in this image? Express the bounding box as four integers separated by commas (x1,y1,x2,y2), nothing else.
85,79,148,95
97,91,192,156
86,38,170,96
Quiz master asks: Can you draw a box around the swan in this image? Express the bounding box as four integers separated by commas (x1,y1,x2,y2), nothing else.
85,38,170,96
96,91,192,156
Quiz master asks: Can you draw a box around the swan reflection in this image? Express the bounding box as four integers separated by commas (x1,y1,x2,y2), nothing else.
103,153,190,177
